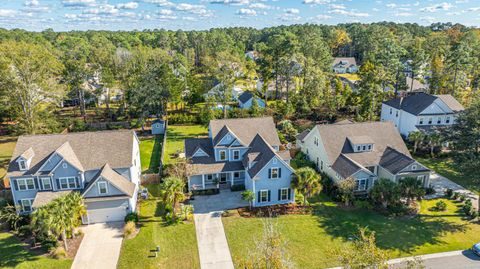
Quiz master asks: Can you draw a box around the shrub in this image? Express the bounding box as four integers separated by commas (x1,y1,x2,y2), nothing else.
50,246,67,260
425,187,436,195
180,204,194,221
123,221,136,239
434,200,447,211
230,184,246,192
452,192,459,200
291,152,316,170
17,225,32,238
463,203,472,215
354,200,373,210
295,192,305,205
446,188,453,198
470,210,479,220
124,212,139,223
459,194,467,202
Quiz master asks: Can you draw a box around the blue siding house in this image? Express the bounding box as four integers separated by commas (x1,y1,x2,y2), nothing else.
7,130,141,224
185,117,294,207
238,91,266,109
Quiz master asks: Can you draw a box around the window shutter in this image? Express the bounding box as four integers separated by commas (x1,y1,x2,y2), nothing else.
278,168,282,178
75,177,80,188
268,169,271,179
257,191,261,203
365,178,369,190
13,179,18,191
288,188,291,200
17,200,22,211
278,189,281,201
34,178,39,189
268,190,271,202
56,178,60,189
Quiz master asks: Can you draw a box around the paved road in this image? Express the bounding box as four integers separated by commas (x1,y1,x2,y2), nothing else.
191,190,247,269
390,250,480,269
71,222,124,269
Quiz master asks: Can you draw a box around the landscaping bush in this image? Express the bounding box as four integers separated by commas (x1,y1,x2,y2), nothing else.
452,192,460,200
321,173,341,201
168,113,197,125
353,199,373,210
124,221,136,239
124,212,139,223
295,192,305,205
433,200,447,211
16,225,32,238
291,152,316,170
470,210,479,220
463,203,472,215
446,188,454,198
386,204,412,217
180,204,194,221
50,246,67,260
459,194,467,202
230,184,246,192
425,187,436,195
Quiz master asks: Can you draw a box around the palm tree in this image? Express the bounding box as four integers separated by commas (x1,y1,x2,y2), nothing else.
291,167,322,205
160,177,186,221
428,133,442,157
398,177,426,205
241,190,255,210
64,192,86,238
408,131,424,154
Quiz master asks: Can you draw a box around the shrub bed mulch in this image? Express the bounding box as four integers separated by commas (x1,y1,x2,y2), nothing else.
62,233,84,259
236,204,313,218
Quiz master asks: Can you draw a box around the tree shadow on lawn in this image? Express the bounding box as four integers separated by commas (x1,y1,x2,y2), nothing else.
0,233,43,268
314,204,467,254
147,135,162,173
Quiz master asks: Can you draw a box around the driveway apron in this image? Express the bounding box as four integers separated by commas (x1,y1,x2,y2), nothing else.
72,222,124,269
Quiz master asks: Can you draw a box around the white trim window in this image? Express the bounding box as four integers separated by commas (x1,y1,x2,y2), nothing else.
232,150,240,160
98,181,108,194
21,199,33,212
260,190,269,203
41,177,52,190
446,116,451,124
59,177,77,189
412,164,417,170
356,178,367,191
233,172,240,179
18,160,27,171
417,175,426,183
62,163,68,169
419,117,424,125
17,178,35,191
219,150,227,161
428,117,433,124
437,117,442,124
270,168,280,179
280,188,289,201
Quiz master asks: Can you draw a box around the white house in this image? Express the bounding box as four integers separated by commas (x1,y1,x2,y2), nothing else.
381,93,464,137
298,121,430,192
333,57,358,74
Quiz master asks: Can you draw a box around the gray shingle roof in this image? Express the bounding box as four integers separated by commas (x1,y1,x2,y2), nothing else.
8,130,136,177
296,129,310,142
19,147,35,160
333,57,357,67
210,117,281,147
83,163,136,197
244,134,277,178
317,121,411,169
238,91,254,104
383,93,464,115
331,154,362,178
379,147,416,174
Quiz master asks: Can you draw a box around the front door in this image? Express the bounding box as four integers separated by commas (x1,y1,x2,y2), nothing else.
219,173,228,184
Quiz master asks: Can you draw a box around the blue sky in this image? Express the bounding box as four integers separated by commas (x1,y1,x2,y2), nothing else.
0,0,479,31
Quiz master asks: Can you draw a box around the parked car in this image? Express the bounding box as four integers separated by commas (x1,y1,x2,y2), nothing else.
472,243,480,256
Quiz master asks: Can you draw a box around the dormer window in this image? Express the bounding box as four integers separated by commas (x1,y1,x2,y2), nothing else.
98,181,108,194
357,146,361,151
18,160,27,171
368,145,372,150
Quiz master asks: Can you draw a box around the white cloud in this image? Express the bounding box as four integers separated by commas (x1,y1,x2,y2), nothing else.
421,2,454,12
328,9,370,17
284,8,299,15
467,7,480,11
0,9,17,17
84,4,119,15
116,2,139,10
209,0,250,5
249,3,271,9
175,3,211,16
142,0,172,6
394,12,413,17
236,8,256,16
62,0,95,7
330,4,346,9
157,9,173,15
420,16,436,23
312,14,332,20
24,0,39,7
303,0,332,4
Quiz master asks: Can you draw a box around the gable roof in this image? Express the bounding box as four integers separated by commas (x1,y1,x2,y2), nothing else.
296,129,310,142
8,130,136,177
83,163,136,197
379,147,416,174
238,91,254,104
210,117,281,147
19,147,35,160
333,57,357,67
331,154,363,179
185,138,214,158
383,92,464,115
317,121,411,169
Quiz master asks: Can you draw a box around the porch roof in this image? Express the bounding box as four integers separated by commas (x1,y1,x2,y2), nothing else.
187,160,244,176
32,190,73,208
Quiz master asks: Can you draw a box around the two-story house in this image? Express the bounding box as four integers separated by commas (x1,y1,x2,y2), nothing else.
333,57,358,74
7,130,141,224
185,117,294,207
298,121,430,193
381,93,464,137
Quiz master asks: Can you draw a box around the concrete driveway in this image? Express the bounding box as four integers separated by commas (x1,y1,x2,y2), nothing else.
427,172,479,210
191,190,248,269
72,222,124,269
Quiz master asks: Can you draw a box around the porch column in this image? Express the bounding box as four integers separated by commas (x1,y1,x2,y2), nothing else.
202,174,205,189
231,172,234,185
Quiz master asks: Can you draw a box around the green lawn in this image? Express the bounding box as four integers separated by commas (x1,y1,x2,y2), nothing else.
0,232,71,269
164,125,207,165
139,136,163,173
118,199,200,269
416,156,479,194
223,196,480,269
0,136,17,187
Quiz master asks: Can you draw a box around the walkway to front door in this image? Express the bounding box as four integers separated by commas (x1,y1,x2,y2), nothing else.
191,190,248,269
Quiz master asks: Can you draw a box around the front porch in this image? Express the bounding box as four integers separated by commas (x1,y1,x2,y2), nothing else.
189,171,246,191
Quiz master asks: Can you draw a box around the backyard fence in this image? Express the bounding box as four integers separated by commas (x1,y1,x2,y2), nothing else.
158,120,168,176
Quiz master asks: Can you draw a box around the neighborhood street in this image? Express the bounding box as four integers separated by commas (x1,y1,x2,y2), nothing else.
390,250,480,269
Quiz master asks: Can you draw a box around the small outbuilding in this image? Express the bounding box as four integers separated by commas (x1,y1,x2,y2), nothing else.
151,119,166,135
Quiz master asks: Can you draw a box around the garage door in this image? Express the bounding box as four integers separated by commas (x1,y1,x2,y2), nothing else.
86,207,126,224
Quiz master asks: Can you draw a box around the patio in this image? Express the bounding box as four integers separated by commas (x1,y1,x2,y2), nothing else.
190,189,249,214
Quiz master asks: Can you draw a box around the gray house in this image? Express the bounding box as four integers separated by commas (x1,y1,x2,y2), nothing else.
185,117,294,207
333,57,358,74
299,121,430,193
238,91,266,109
7,130,141,224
